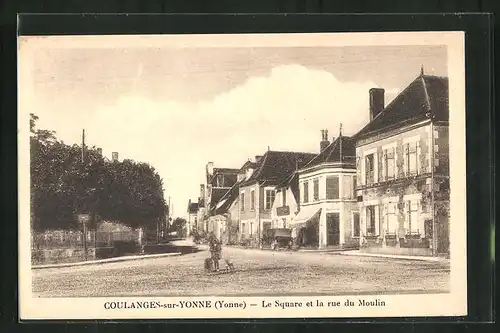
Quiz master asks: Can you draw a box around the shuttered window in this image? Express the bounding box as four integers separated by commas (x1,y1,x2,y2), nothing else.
352,212,360,237
326,176,339,200
313,179,319,201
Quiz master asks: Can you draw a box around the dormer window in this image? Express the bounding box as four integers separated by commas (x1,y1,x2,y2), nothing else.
216,174,224,187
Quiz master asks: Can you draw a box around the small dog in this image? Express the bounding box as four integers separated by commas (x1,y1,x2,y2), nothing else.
204,258,214,272
224,259,235,272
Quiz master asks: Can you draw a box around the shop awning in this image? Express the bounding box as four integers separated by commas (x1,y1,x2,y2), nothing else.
290,207,322,229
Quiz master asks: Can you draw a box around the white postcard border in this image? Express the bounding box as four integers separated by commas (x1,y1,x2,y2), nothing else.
18,31,467,320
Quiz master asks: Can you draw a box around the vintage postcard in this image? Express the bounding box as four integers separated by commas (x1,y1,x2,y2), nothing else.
18,32,467,320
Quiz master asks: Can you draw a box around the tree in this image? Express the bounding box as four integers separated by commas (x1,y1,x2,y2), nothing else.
168,218,187,237
30,114,168,231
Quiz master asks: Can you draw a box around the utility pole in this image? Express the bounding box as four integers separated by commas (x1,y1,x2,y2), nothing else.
167,196,171,233
81,129,88,261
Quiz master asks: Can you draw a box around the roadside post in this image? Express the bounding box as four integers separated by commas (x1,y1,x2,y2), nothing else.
77,213,91,261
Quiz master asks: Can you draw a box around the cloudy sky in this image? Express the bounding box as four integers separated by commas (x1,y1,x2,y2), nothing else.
23,36,447,218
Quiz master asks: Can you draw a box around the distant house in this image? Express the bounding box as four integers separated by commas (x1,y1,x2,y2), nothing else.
354,70,450,256
271,130,331,230
201,163,239,232
186,200,199,237
204,163,239,215
212,181,241,244
293,131,359,249
237,151,316,246
196,185,206,231
270,171,300,230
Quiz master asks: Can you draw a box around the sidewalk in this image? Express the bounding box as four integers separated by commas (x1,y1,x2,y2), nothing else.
331,250,450,263
32,252,182,270
205,243,448,263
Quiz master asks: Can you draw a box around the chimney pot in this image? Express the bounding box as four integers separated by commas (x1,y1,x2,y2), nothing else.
112,152,119,162
320,129,330,152
369,88,385,121
206,162,214,176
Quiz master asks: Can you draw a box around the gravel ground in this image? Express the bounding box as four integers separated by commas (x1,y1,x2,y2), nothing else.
32,246,450,297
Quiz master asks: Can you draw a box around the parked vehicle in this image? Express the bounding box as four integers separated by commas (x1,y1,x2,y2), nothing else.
264,228,293,250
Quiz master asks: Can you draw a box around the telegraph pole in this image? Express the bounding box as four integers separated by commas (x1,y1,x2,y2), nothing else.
81,129,88,261
82,129,85,164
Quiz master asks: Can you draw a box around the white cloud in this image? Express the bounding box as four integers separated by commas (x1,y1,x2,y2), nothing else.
37,64,381,218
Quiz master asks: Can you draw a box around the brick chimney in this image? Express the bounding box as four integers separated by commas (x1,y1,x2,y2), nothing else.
369,88,385,121
206,162,214,176
96,148,103,156
112,152,119,162
320,129,330,152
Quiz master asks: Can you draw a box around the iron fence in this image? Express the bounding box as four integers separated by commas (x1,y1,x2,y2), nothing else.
31,230,142,250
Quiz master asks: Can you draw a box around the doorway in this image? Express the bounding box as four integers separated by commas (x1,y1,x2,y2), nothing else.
326,213,340,246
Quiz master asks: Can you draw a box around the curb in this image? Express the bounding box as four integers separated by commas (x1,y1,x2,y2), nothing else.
332,251,449,263
214,245,448,262
32,252,182,270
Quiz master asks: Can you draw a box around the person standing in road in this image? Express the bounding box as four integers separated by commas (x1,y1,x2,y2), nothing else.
208,233,222,272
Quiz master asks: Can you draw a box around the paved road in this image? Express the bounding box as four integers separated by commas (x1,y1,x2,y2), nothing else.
32,245,450,297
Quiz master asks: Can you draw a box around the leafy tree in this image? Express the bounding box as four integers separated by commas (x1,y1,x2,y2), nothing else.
30,114,168,231
168,217,187,237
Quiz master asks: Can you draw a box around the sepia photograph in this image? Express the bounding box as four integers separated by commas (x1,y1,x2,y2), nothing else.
18,32,467,319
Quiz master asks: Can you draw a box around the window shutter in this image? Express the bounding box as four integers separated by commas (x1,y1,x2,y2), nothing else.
326,176,339,199
403,144,409,176
392,147,397,178
376,151,382,183
382,150,387,181
416,141,422,174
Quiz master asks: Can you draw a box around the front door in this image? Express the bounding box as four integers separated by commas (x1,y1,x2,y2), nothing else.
326,213,340,246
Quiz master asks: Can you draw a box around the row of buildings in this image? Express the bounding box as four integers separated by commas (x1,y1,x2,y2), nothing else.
187,69,450,256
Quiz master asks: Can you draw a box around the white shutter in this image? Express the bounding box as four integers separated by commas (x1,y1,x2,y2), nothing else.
403,143,409,176
416,141,421,175
361,156,365,185
392,147,397,178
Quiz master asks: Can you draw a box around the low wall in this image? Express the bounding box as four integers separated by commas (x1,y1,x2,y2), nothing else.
32,248,96,265
32,247,122,265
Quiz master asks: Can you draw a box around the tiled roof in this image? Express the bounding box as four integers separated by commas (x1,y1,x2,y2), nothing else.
207,167,239,185
239,160,258,171
214,168,239,173
209,188,230,207
355,74,449,140
240,150,316,187
213,181,240,215
303,135,356,169
187,202,199,214
275,171,301,203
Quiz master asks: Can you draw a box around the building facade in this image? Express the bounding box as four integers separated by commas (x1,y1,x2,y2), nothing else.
294,133,359,249
186,200,199,237
271,172,301,230
197,163,239,232
237,151,316,246
355,72,450,256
